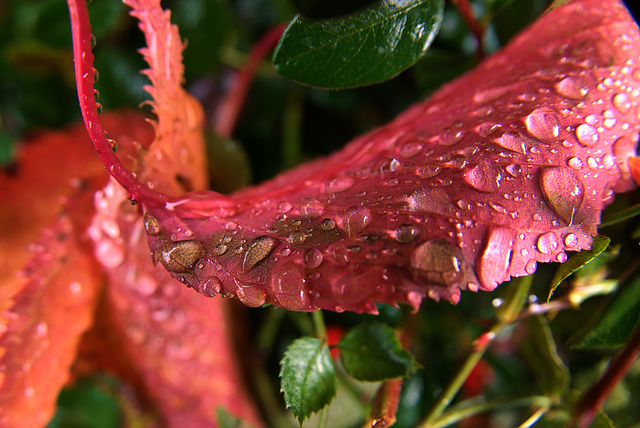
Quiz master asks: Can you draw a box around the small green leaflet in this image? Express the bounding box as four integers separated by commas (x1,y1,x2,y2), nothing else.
280,337,336,423
338,323,417,381
547,235,610,302
273,0,445,89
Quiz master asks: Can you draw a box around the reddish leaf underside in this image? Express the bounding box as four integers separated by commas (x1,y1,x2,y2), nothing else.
71,0,640,314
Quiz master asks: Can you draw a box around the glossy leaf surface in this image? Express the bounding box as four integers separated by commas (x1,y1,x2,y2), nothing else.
273,0,444,88
279,337,336,423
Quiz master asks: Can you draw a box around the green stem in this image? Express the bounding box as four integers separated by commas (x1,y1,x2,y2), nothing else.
600,203,640,227
430,395,553,428
418,276,533,427
317,406,330,428
312,310,327,342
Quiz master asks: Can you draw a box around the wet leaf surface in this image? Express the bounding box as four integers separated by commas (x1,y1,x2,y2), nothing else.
130,0,640,314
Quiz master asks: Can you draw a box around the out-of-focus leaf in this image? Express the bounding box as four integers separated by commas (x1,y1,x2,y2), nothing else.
601,203,640,227
47,378,121,428
547,235,610,301
273,0,444,89
216,407,256,428
520,316,570,398
338,323,417,381
205,132,252,193
280,337,336,423
570,275,640,350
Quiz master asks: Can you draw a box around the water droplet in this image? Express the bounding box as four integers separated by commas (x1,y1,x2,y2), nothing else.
557,252,568,263
568,157,583,170
398,141,423,158
243,236,276,272
555,76,589,99
463,161,502,192
506,164,521,177
107,138,118,152
327,175,354,193
202,277,222,297
90,34,97,49
303,249,324,268
564,233,578,247
93,68,99,83
440,127,466,146
279,202,293,213
525,260,537,274
587,156,599,170
336,206,372,237
539,166,585,224
270,263,309,310
389,158,401,171
525,107,561,141
411,240,467,288
477,228,514,291
320,218,336,230
613,92,632,114
394,223,418,243
143,215,160,235
537,232,560,254
155,239,206,273
496,131,529,153
236,283,267,308
575,123,599,146
96,103,103,114
300,199,325,217
407,188,452,215
288,232,307,245
214,243,228,255
416,165,442,179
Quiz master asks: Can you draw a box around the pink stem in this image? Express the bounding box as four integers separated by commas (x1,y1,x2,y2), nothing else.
66,0,167,207
214,24,287,139
450,0,486,58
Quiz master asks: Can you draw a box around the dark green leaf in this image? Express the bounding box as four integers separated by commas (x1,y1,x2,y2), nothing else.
520,316,570,398
292,0,378,19
547,235,610,302
338,322,417,381
280,337,336,423
47,378,121,428
601,203,640,228
571,275,640,350
273,0,444,89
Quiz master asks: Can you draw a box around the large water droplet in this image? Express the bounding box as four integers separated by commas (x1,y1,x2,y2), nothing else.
303,248,324,268
613,92,632,114
397,141,423,158
567,157,584,170
496,131,529,153
411,240,467,288
327,175,355,193
440,127,467,146
155,239,206,273
300,199,325,218
575,123,599,146
536,232,559,254
406,188,452,215
464,161,503,192
555,76,589,99
236,283,267,308
525,107,561,141
201,277,222,297
336,205,372,237
270,263,310,310
144,215,160,235
242,236,276,272
394,223,419,243
477,228,515,291
416,165,442,179
539,167,585,224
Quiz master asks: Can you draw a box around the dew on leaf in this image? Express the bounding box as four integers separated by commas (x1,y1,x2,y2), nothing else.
397,141,423,158
440,127,466,146
154,238,206,273
575,123,599,146
394,223,418,243
327,175,355,193
539,166,585,224
270,262,310,310
555,76,589,99
411,240,467,288
536,231,560,254
525,107,561,141
613,92,633,114
477,227,515,291
303,248,323,268
496,131,529,153
568,156,584,170
242,235,277,272
144,215,160,234
336,205,372,237
463,161,503,192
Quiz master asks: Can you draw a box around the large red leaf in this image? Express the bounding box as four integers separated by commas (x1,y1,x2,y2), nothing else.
69,0,640,314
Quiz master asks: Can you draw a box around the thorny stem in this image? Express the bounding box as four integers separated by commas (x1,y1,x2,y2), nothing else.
449,0,486,58
214,24,286,139
66,0,167,208
418,276,533,427
570,319,640,427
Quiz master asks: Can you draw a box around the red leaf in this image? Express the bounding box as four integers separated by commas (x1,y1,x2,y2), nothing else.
71,0,640,314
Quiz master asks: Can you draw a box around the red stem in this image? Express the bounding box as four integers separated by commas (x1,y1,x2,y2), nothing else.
214,24,287,139
66,0,167,207
571,322,640,427
450,0,486,58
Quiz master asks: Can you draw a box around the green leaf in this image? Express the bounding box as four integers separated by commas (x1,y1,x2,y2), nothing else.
547,235,610,302
570,275,640,350
47,378,121,428
520,316,570,398
338,322,417,381
216,407,255,428
273,0,445,89
280,337,337,423
600,203,640,228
